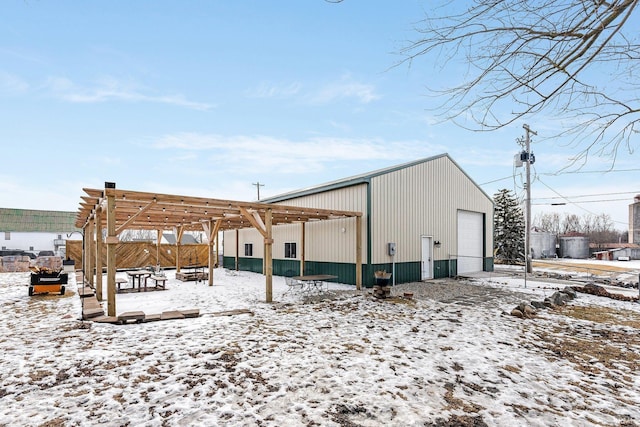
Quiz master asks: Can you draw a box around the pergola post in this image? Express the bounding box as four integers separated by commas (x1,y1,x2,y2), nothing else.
204,219,221,286
86,221,95,287
175,226,183,272
265,208,273,303
215,229,220,268
156,229,161,268
95,206,103,301
208,221,214,286
82,226,88,284
235,229,239,271
105,184,117,317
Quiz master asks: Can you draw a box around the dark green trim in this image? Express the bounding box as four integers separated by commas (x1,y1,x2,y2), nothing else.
225,256,494,284
272,259,301,277
303,261,357,285
223,256,235,269
223,257,263,273
433,259,455,278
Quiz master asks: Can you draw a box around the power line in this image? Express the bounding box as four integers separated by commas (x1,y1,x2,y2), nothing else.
546,168,640,176
479,176,513,185
532,191,640,201
480,169,640,187
534,178,629,226
536,178,599,216
531,197,631,205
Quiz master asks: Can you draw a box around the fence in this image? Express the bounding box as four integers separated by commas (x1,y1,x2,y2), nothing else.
66,241,213,270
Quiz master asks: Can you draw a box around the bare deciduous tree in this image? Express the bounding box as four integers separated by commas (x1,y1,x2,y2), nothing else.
534,211,624,243
400,0,640,166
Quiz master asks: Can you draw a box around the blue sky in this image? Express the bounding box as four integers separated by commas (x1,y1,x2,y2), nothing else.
2,1,638,231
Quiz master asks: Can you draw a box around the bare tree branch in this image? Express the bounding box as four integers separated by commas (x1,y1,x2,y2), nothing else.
399,0,640,164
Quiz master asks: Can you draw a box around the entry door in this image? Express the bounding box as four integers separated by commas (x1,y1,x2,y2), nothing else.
421,236,433,280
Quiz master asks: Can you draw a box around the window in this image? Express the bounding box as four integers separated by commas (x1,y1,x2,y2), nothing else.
244,243,253,257
4,232,10,240
284,242,297,259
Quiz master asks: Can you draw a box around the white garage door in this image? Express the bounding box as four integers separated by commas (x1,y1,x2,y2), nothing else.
457,210,484,274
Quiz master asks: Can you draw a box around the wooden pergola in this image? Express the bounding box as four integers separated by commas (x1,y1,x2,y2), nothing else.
75,182,363,316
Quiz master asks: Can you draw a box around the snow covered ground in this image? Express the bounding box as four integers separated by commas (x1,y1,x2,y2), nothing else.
1,260,640,426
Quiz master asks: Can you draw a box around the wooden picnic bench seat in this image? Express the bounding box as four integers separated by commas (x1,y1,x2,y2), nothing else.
146,274,167,289
116,277,128,291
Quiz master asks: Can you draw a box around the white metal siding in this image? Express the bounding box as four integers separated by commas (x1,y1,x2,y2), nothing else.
369,156,493,264
223,184,367,263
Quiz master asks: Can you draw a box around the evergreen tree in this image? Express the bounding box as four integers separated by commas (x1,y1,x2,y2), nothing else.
494,189,525,264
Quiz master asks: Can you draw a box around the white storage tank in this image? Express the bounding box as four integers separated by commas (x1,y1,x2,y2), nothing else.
530,230,556,259
559,235,590,259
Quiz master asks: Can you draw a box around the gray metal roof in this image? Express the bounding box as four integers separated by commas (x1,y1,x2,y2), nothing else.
0,208,80,233
162,233,199,245
263,153,491,203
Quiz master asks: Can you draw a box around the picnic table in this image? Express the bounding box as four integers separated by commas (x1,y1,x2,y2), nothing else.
127,270,151,290
291,274,338,295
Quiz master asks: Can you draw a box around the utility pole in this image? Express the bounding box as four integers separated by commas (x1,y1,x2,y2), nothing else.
252,182,265,201
522,124,536,275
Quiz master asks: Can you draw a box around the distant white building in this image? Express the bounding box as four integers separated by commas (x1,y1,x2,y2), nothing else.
0,208,82,257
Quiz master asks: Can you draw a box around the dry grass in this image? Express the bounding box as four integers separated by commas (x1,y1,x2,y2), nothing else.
533,305,640,377
533,260,636,274
560,305,640,328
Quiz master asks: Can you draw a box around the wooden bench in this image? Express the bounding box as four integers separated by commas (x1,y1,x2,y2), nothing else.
146,274,167,289
116,277,128,291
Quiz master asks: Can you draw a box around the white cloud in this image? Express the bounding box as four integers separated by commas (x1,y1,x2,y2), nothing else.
244,75,379,105
311,76,380,104
244,81,302,98
44,76,214,111
0,71,29,93
152,133,441,174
